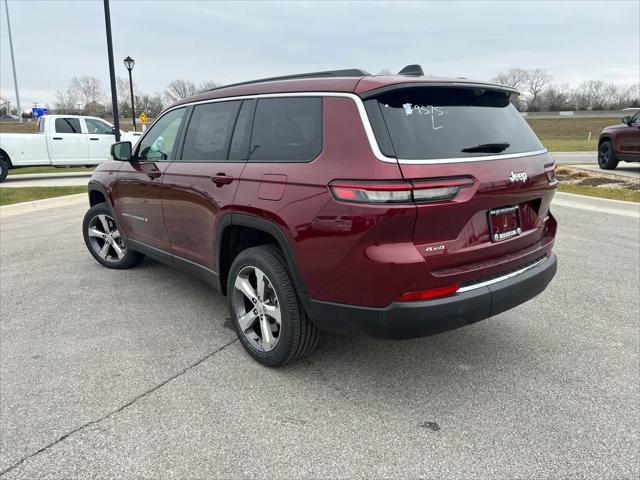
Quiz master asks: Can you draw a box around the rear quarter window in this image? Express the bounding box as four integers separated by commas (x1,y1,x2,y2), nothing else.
249,97,322,162
371,87,544,160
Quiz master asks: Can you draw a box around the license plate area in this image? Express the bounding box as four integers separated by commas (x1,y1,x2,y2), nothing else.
488,205,522,242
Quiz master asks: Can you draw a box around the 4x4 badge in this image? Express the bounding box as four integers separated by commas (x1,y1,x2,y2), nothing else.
509,171,528,183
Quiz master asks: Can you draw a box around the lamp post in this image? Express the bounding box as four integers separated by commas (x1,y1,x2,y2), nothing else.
123,56,136,131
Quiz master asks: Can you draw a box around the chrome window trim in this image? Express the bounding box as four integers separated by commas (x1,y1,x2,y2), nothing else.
154,92,548,165
457,257,547,293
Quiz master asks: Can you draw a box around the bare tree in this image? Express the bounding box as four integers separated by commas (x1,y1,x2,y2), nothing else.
198,80,219,92
54,88,79,113
491,68,529,90
70,76,105,107
525,69,552,109
573,80,608,110
116,76,132,117
135,93,165,117
165,79,197,102
536,83,571,111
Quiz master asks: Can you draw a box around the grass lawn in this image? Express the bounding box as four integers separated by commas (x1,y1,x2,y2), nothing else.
0,186,86,206
525,117,620,151
557,183,640,202
8,166,95,176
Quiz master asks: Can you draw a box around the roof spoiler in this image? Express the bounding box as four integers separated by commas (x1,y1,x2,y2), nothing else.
398,64,424,76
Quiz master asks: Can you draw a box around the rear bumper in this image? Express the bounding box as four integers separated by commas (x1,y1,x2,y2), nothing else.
303,253,557,339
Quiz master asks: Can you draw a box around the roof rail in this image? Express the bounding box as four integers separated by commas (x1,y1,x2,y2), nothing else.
398,64,424,76
206,68,370,92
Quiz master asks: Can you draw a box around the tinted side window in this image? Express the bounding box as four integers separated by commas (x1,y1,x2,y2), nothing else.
228,100,256,161
137,108,186,162
85,118,113,135
249,97,322,162
55,118,82,134
181,101,240,161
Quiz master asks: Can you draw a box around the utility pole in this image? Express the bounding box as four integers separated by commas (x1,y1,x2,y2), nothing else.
4,0,23,123
103,0,120,141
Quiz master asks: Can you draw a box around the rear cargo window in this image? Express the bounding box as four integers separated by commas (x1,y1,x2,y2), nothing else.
371,87,543,160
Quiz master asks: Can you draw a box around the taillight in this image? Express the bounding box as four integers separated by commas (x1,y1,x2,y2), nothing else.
544,161,557,185
330,182,412,204
397,283,460,302
329,178,473,204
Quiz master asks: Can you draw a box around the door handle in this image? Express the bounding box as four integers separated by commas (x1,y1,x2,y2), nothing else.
146,171,162,179
52,137,63,140
90,137,99,141
211,173,234,186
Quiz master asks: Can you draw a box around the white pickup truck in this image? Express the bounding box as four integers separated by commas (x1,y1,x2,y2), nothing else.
0,115,142,182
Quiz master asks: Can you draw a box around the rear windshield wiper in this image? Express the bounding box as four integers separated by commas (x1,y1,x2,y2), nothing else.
461,142,510,153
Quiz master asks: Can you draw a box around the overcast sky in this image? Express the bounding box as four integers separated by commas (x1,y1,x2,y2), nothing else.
1,0,638,110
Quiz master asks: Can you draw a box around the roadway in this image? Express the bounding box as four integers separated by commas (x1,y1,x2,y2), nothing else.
0,198,638,479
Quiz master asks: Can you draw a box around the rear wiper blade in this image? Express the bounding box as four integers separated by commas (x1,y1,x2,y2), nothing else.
461,142,510,153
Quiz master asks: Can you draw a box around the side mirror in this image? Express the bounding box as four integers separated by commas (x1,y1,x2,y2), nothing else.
111,141,132,161
622,115,632,125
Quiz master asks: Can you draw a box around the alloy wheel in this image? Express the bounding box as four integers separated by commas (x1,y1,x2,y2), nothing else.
232,265,282,352
598,143,610,167
87,214,126,262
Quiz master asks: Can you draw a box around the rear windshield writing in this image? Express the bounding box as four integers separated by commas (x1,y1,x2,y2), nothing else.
401,104,445,130
373,87,544,160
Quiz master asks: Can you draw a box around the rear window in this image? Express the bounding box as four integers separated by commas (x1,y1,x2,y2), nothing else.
249,97,322,162
369,87,543,160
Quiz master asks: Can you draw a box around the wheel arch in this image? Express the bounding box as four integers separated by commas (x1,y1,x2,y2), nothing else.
598,134,613,147
217,214,308,297
0,147,12,166
87,181,119,218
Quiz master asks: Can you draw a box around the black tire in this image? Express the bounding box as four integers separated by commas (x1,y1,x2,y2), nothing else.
0,158,8,183
227,245,318,367
82,202,144,269
598,141,618,170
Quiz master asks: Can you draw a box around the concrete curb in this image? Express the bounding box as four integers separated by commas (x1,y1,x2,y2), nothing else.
0,194,87,218
550,151,597,155
552,192,640,218
549,150,598,157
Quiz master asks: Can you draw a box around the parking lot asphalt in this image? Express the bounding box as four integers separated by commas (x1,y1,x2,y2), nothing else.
0,202,638,479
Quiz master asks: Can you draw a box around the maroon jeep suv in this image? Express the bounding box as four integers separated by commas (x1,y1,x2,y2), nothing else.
598,110,640,170
83,66,558,366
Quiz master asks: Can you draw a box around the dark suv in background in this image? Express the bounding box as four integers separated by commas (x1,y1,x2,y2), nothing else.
83,65,558,366
598,110,640,169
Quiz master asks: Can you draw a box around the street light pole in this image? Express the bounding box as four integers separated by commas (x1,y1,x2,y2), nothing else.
103,0,121,142
124,56,136,131
4,0,23,123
